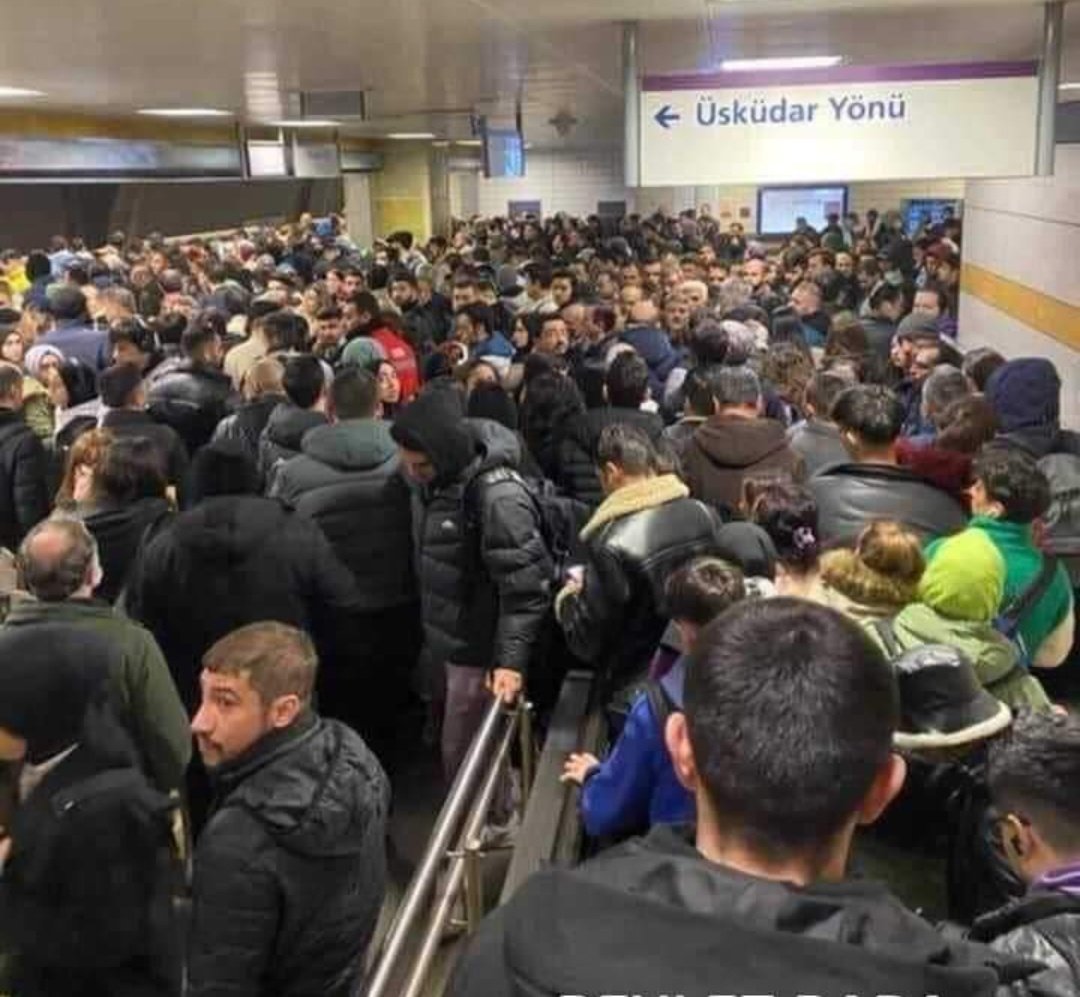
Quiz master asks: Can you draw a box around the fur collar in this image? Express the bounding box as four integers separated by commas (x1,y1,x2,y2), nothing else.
581,474,690,541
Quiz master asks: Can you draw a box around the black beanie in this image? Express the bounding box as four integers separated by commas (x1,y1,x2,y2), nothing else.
392,387,476,482
184,440,260,508
0,625,112,763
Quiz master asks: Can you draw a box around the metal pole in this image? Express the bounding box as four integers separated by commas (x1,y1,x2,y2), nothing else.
623,21,641,189
363,697,505,997
1036,1,1064,176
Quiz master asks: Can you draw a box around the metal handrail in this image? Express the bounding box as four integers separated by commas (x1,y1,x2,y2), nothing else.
362,696,525,997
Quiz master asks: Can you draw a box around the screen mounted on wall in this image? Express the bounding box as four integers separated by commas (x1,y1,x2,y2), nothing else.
757,184,849,236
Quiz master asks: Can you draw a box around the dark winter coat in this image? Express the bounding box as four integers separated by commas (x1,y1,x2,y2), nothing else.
787,419,851,478
682,414,806,515
556,474,722,698
210,393,284,468
258,404,328,487
809,461,968,545
273,419,415,611
99,408,189,488
123,495,363,712
971,889,1080,997
82,496,172,604
0,408,49,552
411,419,551,674
188,714,389,997
553,407,665,508
448,824,1014,997
146,361,236,454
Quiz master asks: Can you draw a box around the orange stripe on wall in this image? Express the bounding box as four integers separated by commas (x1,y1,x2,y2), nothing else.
961,262,1080,351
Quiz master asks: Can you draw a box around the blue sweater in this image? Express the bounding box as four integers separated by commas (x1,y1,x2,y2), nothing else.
580,658,695,838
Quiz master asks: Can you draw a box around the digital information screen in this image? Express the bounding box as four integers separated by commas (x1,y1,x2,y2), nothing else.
757,184,849,235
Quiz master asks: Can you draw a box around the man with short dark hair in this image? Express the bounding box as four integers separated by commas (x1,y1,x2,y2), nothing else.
258,354,328,485
810,384,967,544
389,270,447,351
682,365,804,515
533,313,569,358
272,368,418,752
109,317,165,380
99,363,188,490
6,516,190,792
146,314,236,453
451,598,1009,997
519,262,555,316
187,622,389,997
0,362,47,551
787,370,851,476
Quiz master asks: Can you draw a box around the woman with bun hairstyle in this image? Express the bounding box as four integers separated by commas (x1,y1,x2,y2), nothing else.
818,520,926,624
749,480,822,599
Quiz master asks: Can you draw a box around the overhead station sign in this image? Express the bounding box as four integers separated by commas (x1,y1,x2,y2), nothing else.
639,62,1038,186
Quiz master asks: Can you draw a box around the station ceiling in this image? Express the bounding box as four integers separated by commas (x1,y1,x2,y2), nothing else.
0,0,1075,147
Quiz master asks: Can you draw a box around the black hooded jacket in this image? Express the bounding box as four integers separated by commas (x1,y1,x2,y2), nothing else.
82,496,172,603
272,419,415,610
210,393,285,469
188,714,389,997
146,361,236,455
123,496,363,712
449,825,1016,997
403,416,551,674
258,404,328,486
0,408,48,552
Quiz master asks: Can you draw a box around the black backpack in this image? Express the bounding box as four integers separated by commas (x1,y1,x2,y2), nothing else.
7,764,177,972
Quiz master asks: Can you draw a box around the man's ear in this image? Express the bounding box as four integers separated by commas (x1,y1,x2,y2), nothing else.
665,712,699,794
855,752,906,827
268,694,302,730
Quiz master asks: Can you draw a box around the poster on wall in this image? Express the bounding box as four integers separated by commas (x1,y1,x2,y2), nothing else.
639,62,1038,187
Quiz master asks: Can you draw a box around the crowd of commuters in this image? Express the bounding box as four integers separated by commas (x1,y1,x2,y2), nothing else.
0,204,1076,996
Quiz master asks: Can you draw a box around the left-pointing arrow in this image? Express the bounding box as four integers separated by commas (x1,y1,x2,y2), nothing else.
654,104,681,130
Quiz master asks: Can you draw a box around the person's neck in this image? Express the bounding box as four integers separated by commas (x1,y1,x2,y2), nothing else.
855,445,898,466
696,817,851,886
717,405,759,422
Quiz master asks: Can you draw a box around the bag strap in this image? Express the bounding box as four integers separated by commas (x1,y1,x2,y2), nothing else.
998,556,1060,637
644,680,675,730
872,617,903,659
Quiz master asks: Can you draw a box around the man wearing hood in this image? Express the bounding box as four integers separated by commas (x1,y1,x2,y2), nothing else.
449,598,1019,997
272,367,417,759
187,622,389,997
391,388,552,781
682,365,805,516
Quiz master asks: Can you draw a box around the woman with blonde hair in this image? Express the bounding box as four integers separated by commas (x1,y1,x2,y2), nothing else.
818,520,926,624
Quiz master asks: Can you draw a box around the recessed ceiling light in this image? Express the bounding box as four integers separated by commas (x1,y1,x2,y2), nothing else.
138,108,232,117
269,119,339,128
720,56,843,72
0,87,45,98
1060,82,1080,90
387,132,436,140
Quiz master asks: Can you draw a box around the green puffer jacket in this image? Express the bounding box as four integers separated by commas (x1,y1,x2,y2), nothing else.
866,602,1052,712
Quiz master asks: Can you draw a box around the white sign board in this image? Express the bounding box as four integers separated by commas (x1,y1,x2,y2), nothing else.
640,62,1038,187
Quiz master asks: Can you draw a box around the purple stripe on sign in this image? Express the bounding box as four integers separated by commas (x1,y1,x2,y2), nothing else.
642,60,1038,92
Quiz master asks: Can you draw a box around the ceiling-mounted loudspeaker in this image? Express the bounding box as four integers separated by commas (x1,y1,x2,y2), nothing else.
299,90,367,120
549,110,578,137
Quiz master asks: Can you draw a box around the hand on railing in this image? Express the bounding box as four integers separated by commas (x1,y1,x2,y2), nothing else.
487,667,522,705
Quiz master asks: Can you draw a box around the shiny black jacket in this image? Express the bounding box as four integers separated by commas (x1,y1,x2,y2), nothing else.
553,407,665,508
146,361,236,454
0,409,48,552
809,461,968,545
258,404,327,488
557,478,721,696
448,824,1014,997
273,419,415,611
99,408,189,489
210,393,284,469
412,420,551,674
188,715,389,997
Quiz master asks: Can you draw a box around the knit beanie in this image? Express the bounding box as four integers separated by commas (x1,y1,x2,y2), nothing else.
340,336,386,370
918,528,1004,622
0,625,111,763
391,387,476,482
984,358,1061,433
24,344,63,380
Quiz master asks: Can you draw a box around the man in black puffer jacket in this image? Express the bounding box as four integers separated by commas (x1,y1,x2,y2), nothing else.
554,351,665,508
968,712,1080,997
0,363,48,551
146,314,237,455
188,622,389,997
273,367,417,760
258,355,328,489
392,388,551,781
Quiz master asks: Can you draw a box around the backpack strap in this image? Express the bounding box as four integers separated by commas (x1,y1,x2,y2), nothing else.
644,680,676,731
872,617,903,659
997,556,1060,639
